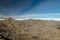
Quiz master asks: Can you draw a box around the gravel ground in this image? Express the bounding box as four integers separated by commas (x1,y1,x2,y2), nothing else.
0,18,60,40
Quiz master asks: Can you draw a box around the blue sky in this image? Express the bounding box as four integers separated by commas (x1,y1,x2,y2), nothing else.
0,0,60,19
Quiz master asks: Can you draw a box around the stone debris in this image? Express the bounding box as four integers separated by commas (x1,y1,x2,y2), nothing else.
0,18,60,40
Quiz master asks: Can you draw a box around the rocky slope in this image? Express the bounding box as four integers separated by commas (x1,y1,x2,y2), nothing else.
0,18,60,40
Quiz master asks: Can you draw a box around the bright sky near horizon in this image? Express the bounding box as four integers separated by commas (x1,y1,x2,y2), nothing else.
0,0,60,20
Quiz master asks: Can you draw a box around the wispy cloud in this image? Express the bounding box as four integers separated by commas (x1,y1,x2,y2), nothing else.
11,13,60,18
10,14,60,21
0,14,60,21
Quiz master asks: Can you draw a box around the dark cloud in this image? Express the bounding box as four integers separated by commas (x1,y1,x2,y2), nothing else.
0,0,42,15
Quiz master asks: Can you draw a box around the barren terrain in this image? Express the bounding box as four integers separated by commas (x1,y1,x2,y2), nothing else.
0,18,60,40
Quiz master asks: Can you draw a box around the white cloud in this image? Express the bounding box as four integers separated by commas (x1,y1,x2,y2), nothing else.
0,14,60,21
10,14,60,21
11,13,60,18
0,15,9,19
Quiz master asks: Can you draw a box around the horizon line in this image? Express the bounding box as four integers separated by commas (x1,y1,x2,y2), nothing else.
0,18,60,21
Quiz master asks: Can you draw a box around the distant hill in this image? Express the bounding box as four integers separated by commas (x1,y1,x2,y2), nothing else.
0,18,60,40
